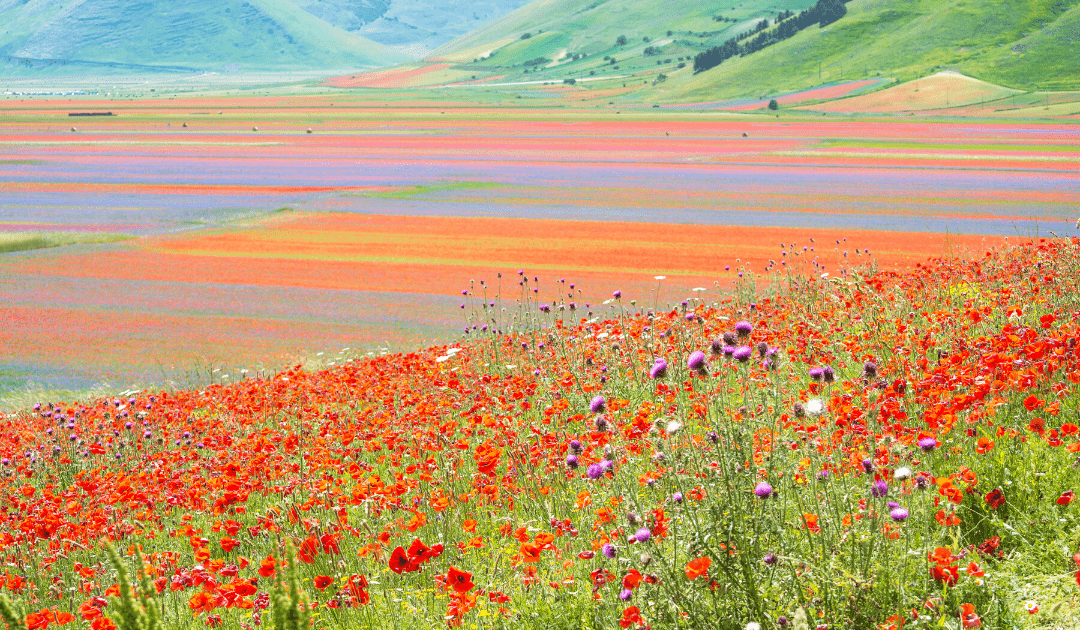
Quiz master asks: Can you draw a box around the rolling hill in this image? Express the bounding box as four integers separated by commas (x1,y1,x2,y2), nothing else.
0,0,406,74
424,0,1080,101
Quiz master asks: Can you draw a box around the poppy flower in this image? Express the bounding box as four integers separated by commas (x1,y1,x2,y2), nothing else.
620,606,644,629
959,603,981,628
930,564,959,586
257,556,276,578
685,556,711,580
985,488,1005,510
313,576,334,590
520,542,542,563
1057,490,1074,506
389,546,417,574
446,566,474,593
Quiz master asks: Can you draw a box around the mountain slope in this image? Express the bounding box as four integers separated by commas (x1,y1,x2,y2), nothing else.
0,0,406,74
428,0,1079,100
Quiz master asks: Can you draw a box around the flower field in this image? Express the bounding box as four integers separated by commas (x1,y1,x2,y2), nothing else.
1,236,1079,629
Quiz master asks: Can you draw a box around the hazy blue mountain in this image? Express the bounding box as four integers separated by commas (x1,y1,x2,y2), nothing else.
0,0,406,74
298,0,533,58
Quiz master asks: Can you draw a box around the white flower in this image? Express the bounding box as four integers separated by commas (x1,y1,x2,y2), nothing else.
654,275,666,280
745,623,761,630
665,420,682,436
894,467,913,481
805,398,824,416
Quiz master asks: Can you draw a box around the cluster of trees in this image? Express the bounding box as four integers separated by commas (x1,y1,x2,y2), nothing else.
693,0,848,73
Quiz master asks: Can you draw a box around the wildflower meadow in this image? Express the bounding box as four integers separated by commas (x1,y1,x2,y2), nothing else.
1,237,1079,630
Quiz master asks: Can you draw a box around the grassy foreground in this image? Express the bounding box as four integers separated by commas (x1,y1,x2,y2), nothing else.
1,238,1080,630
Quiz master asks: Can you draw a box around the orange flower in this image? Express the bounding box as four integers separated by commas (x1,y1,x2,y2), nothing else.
935,510,961,527
188,591,215,614
928,547,953,566
520,542,542,563
803,513,821,533
685,556,711,580
462,519,477,533
257,555,276,578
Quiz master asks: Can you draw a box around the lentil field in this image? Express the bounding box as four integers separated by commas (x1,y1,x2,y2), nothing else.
2,98,1076,395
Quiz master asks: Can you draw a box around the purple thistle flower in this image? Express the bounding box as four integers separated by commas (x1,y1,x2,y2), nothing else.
672,491,683,503
590,396,606,413
734,320,753,337
861,458,874,474
918,437,938,452
687,351,707,372
733,346,753,363
602,543,616,558
763,553,778,565
722,345,735,359
570,439,583,455
863,361,878,378
871,480,889,498
809,367,824,382
710,339,724,355
586,463,604,479
619,588,632,600
566,455,580,470
722,331,737,345
613,290,622,299
649,358,668,379
822,365,835,383
600,459,614,473
754,482,773,498
889,507,909,522
634,528,651,543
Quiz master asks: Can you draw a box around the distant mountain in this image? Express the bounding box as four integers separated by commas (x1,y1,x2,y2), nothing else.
297,0,534,58
0,0,406,74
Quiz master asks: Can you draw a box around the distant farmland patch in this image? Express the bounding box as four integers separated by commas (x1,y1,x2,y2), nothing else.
0,231,132,254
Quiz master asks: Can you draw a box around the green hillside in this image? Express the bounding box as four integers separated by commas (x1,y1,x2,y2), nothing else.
0,0,406,74
428,0,1080,100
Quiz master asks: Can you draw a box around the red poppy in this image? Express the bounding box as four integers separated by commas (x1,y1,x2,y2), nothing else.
389,546,417,574
313,576,334,590
520,542,542,563
959,603,982,628
257,556,276,578
620,606,645,629
985,488,1005,510
685,557,711,580
1058,490,1075,506
930,564,959,586
446,566,474,593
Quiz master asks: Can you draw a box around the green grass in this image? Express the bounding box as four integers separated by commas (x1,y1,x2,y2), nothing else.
346,180,504,200
0,231,133,254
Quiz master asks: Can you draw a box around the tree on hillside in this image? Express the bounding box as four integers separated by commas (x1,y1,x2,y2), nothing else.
816,0,846,26
768,99,779,110
616,34,628,46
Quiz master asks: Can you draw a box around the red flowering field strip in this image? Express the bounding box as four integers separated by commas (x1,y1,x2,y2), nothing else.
150,212,1008,277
